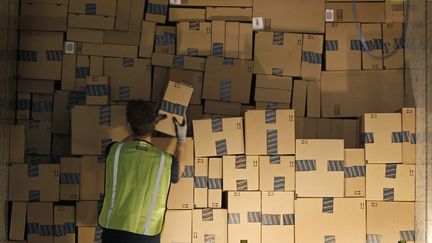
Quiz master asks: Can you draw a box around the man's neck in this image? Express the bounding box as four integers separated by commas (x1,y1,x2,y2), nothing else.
133,135,152,143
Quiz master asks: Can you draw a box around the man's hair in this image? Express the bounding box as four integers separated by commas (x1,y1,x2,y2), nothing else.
126,99,158,137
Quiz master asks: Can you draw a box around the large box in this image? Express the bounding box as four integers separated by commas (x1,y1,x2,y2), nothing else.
69,0,117,16
161,210,192,243
27,202,54,243
383,23,404,69
260,156,295,191
168,68,203,105
8,163,60,202
362,23,383,70
177,22,212,56
19,1,68,31
10,125,26,163
193,117,244,157
367,202,415,243
60,157,80,201
223,155,258,191
76,201,98,227
301,34,323,81
80,156,105,201
31,93,53,121
85,76,110,105
261,192,295,243
192,209,227,243
104,57,152,101
154,26,176,54
155,81,194,136
9,202,26,241
366,164,415,201
53,90,86,134
402,108,416,164
138,21,156,58
54,206,76,243
208,157,223,208
202,57,253,103
194,158,209,208
206,7,252,21
254,75,293,104
344,149,366,197
18,31,63,80
295,198,366,243
245,109,295,155
295,139,345,197
325,2,385,23
204,100,242,117
227,191,261,243
17,120,52,155
321,70,404,117
254,31,302,77
152,52,206,71
363,113,402,163
253,0,325,33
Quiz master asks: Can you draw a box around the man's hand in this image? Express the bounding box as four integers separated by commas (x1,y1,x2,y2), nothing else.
173,116,187,143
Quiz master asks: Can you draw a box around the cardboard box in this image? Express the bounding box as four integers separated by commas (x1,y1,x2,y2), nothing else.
155,81,194,136
194,158,209,208
177,22,212,56
71,105,129,155
295,139,345,197
114,0,145,32
10,125,26,163
253,0,325,33
402,108,416,164
261,192,295,243
325,2,385,23
9,202,26,241
18,31,63,80
77,227,103,243
104,57,152,101
292,80,307,117
301,34,323,80
295,198,366,242
386,0,404,23
225,22,239,58
145,0,169,23
31,94,53,121
152,52,206,71
223,155,259,191
161,210,192,243
60,157,80,201
253,31,302,77
344,149,366,197
16,92,31,120
19,1,67,31
53,90,86,134
366,164,415,201
307,81,321,118
227,191,261,243
85,76,110,105
138,21,156,58
245,109,295,155
54,206,76,243
325,23,362,71
168,68,203,105
260,156,295,191
238,23,253,60
211,20,225,57
254,75,293,104
68,14,115,30
383,23,404,69
363,113,402,163
155,26,176,54
17,79,55,94
76,201,98,227
103,30,141,46
362,24,383,70
69,0,117,16
192,209,227,243
321,70,404,117
169,8,206,22
193,117,244,157
66,28,104,44
170,0,252,7
204,100,242,117
367,202,415,243
80,156,105,201
52,134,72,157
206,7,252,21
81,43,138,58
27,202,54,243
16,120,51,155
152,138,195,209
208,157,223,208
202,57,253,103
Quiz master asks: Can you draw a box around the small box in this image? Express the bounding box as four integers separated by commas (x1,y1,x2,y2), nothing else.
10,125,26,163
344,149,366,197
177,22,212,56
60,157,80,201
194,158,209,208
208,158,223,208
161,210,192,242
16,92,31,120
85,76,110,105
54,206,76,243
223,155,259,191
260,156,295,191
80,156,105,201
168,68,203,105
402,108,416,164
145,0,169,23
27,202,54,243
9,202,27,241
76,201,99,227
192,209,227,243
362,23,383,70
154,26,176,54
301,34,324,81
383,23,404,69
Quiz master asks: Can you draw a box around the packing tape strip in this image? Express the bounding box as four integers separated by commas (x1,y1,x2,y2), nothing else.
350,40,362,51
60,173,80,185
99,106,111,125
261,214,281,225
283,214,295,225
27,223,40,234
344,166,366,178
394,37,404,49
212,43,224,56
173,55,185,67
189,22,200,30
17,98,30,110
366,234,381,243
146,3,168,15
119,86,131,101
18,50,37,62
202,208,214,221
295,160,317,171
122,58,134,67
86,85,108,96
385,164,397,179
271,68,283,76
235,155,247,169
400,230,415,241
327,160,344,172
362,132,375,144
46,50,63,61
325,235,336,243
65,222,76,234
85,3,96,15
182,165,195,178
236,179,248,191
211,118,223,132
228,213,240,224
411,133,417,144
32,101,53,113
27,164,39,177
194,176,208,188
325,40,339,51
265,109,276,124
223,58,234,65
383,188,395,201
274,176,285,191
160,100,187,116
392,132,404,143
101,139,113,154
215,139,227,156
219,80,231,102
401,131,410,142
301,51,323,64
267,129,278,155
28,190,40,201
155,32,176,46
54,223,75,236
75,67,90,79
247,212,262,223
208,178,222,189
187,48,198,56
269,155,281,164
322,197,334,213
272,32,284,45
67,91,86,109
204,234,216,243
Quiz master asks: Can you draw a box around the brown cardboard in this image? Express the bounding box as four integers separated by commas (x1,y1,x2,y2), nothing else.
245,109,295,155
115,0,132,31
68,14,115,30
362,23,383,70
325,23,362,71
292,80,307,117
27,202,54,243
170,0,252,7
77,227,98,243
208,157,223,208
223,155,259,191
238,23,253,60
253,31,302,77
69,0,117,16
17,79,54,94
54,206,76,243
192,209,227,243
19,2,67,31
317,118,331,139
168,68,203,105
152,52,206,71
161,210,192,242
61,54,76,91
155,81,194,136
90,56,104,75
75,55,91,91
363,113,402,163
80,156,105,200
177,22,212,56
211,20,225,57
155,26,176,54
139,21,156,58
261,192,295,243
9,202,26,241
366,164,415,201
16,93,31,120
383,23,404,69
128,0,146,32
301,34,323,80
386,0,404,23
295,139,345,197
204,100,242,116
53,90,86,134
17,120,52,155
367,202,415,243
193,117,244,157
227,191,261,243
81,43,138,58
31,93,53,121
344,149,366,197
76,201,98,227
10,125,26,163
152,66,169,102
18,31,63,80
253,0,325,33
103,30,141,46
225,22,239,58
52,134,72,156
295,117,305,138
325,2,385,23
402,108,416,164
66,28,104,43
342,119,361,148
321,70,404,117
202,57,253,103
260,156,295,191
85,76,110,105
60,157,80,201
104,57,152,101
206,7,252,21
254,75,293,104
194,158,208,208
295,198,366,242
145,0,169,23
307,81,321,118
255,102,291,110
169,8,206,22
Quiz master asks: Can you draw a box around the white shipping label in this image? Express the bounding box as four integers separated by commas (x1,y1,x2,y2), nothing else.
325,9,334,22
64,42,76,54
170,0,182,4
252,17,264,31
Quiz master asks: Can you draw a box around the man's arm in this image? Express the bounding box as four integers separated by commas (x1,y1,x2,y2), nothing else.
173,117,187,178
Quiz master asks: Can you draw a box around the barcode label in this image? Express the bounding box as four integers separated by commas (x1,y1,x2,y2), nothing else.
65,42,75,54
170,0,182,4
252,17,264,31
326,9,334,22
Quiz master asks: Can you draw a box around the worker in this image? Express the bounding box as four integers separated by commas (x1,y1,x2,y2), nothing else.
98,99,187,243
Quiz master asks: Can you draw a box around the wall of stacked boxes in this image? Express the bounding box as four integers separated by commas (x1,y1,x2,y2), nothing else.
8,0,415,242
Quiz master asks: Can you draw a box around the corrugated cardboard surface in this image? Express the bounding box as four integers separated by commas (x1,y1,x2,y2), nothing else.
192,209,227,243
27,202,54,243
208,158,222,208
194,158,208,208
261,192,294,243
177,22,212,56
259,156,295,191
222,155,259,191
344,149,366,197
161,210,192,242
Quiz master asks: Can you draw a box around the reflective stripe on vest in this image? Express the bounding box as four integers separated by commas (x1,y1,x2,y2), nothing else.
106,142,124,226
